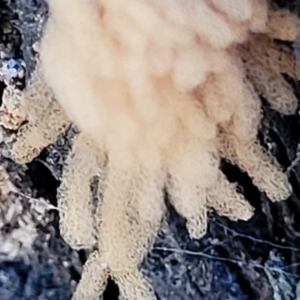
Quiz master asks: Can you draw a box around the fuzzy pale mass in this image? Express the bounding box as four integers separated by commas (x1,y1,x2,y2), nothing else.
0,0,299,299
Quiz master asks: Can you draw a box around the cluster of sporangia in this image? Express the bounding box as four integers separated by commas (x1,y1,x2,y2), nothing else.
0,0,299,299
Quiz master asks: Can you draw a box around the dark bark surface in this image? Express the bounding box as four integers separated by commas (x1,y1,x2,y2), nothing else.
1,1,300,299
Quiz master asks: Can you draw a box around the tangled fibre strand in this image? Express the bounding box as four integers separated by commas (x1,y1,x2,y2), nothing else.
0,0,299,299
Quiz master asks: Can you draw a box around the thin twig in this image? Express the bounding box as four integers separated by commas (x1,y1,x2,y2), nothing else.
153,246,300,278
212,220,300,252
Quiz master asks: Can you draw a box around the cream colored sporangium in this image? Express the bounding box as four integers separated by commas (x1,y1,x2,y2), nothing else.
0,0,299,299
